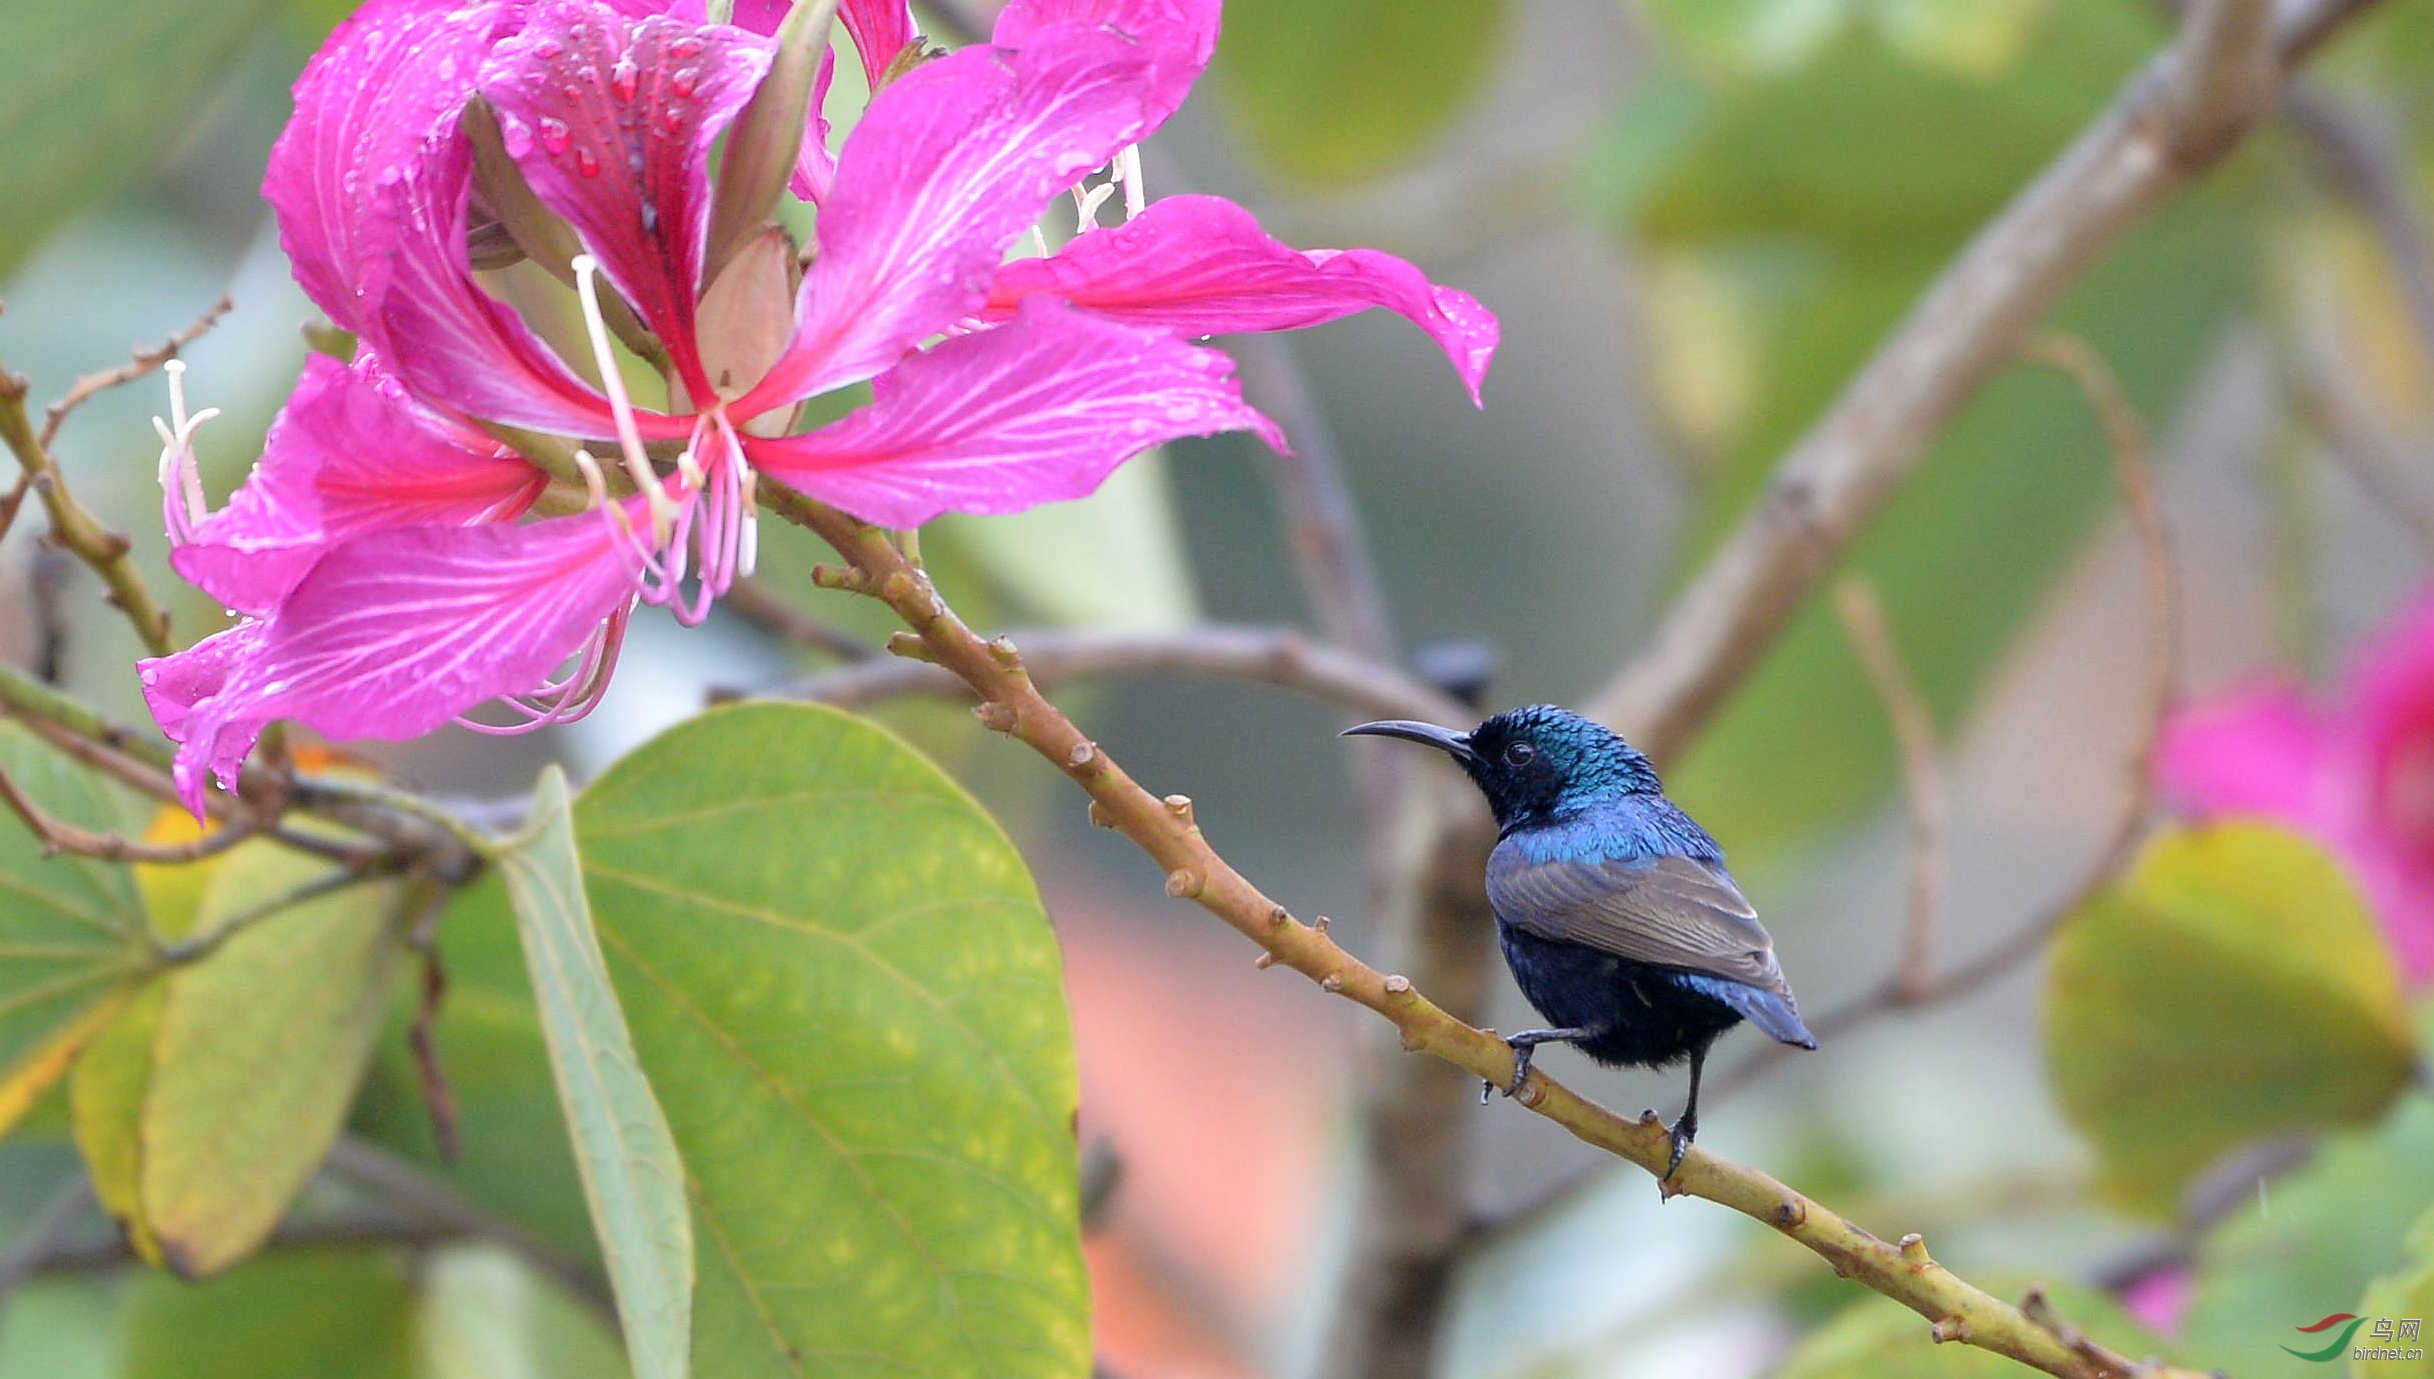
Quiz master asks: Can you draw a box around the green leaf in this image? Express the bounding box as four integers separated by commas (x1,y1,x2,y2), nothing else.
412,1246,627,1379
493,766,692,1379
0,724,151,1134
2045,823,2418,1214
0,0,281,277
2352,1208,2434,1377
116,1247,417,1379
1211,0,1507,184
0,1279,118,1379
452,701,1088,1378
2178,1082,2434,1377
1773,1280,2159,1378
138,846,405,1277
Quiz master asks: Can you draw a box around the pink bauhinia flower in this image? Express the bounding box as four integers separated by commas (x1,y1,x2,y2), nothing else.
2155,587,2434,984
140,0,1499,813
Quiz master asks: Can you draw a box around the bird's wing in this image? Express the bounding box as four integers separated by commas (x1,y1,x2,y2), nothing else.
1485,844,1794,997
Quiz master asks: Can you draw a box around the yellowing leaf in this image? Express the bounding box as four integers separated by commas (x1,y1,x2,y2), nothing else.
71,981,167,1263
2045,822,2417,1213
139,844,404,1276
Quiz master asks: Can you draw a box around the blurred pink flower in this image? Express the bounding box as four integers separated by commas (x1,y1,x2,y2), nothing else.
2155,590,2434,983
138,0,1498,813
2118,1263,2193,1337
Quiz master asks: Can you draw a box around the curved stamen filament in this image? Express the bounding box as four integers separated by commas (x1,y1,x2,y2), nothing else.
152,359,222,544
451,599,634,735
569,255,679,545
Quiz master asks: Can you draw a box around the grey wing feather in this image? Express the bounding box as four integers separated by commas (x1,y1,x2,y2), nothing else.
1485,844,1795,998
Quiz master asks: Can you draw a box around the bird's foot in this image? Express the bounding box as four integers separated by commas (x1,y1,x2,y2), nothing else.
1483,1027,1597,1105
1661,1109,1699,1183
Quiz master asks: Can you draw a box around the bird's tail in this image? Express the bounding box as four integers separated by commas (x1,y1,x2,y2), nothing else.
1716,982,1818,1050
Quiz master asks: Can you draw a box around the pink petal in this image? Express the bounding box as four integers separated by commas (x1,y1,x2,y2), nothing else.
172,355,546,616
374,134,693,439
153,514,642,816
746,298,1280,526
264,0,517,336
992,0,1216,133
480,5,774,394
841,0,918,90
2118,1266,2192,1338
987,193,1499,403
2154,681,2334,830
788,45,840,204
735,26,1156,413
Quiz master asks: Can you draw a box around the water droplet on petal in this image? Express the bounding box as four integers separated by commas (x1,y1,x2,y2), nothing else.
533,39,562,60
575,147,601,178
538,117,571,154
668,36,704,60
669,66,698,97
610,57,640,102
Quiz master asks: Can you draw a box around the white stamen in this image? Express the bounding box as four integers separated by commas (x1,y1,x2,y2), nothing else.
739,510,759,579
1116,145,1145,221
573,449,638,542
569,255,678,546
1020,224,1049,260
152,359,221,533
1074,180,1115,234
675,445,705,491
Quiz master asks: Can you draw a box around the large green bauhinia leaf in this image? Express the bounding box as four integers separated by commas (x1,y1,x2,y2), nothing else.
444,701,1088,1379
2044,823,2418,1215
0,724,151,1133
0,0,280,278
2351,1207,2434,1378
493,766,692,1379
1211,0,1507,185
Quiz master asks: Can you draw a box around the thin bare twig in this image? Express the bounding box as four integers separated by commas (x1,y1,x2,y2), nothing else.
758,623,1471,726
2285,322,2434,555
155,864,397,966
29,545,68,684
38,294,234,450
0,380,173,658
1832,576,1948,1000
721,575,880,661
0,763,264,864
764,481,2209,1379
1584,0,2379,763
0,472,30,546
0,1173,94,1311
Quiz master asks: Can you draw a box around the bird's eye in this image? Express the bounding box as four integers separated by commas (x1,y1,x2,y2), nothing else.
1503,741,1537,767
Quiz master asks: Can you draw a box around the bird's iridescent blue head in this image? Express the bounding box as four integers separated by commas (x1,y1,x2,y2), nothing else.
1343,703,1663,829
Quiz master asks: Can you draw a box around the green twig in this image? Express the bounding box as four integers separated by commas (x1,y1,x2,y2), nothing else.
0,374,173,660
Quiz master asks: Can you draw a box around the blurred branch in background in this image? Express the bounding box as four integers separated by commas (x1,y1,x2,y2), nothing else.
721,574,882,662
2284,84,2434,374
759,622,1469,725
1584,0,2379,765
1831,575,1949,1003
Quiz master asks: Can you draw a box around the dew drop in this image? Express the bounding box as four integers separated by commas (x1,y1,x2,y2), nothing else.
532,39,561,60
668,36,704,60
669,66,699,97
610,57,640,102
538,117,571,154
575,147,601,178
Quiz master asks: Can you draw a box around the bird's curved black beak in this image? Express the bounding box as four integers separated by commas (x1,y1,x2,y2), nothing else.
1341,719,1477,765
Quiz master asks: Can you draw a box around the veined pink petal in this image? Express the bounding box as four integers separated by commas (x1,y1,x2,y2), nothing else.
265,0,519,335
374,133,694,440
992,0,1216,133
841,0,918,90
172,355,546,616
152,514,645,816
988,194,1499,403
481,5,774,394
746,298,1280,526
788,44,840,203
736,26,1156,413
